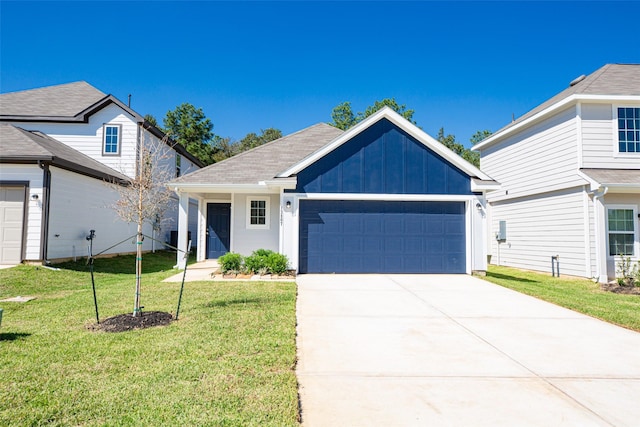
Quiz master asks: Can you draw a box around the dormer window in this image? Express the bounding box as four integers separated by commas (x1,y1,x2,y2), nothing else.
103,124,121,155
617,107,640,153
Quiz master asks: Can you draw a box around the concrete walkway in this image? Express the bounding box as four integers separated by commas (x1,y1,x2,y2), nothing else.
296,274,640,426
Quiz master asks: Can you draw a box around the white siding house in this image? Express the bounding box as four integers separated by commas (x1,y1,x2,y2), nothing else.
0,82,203,264
475,64,640,282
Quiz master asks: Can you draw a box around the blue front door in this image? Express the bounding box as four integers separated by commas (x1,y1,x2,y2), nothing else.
299,200,466,274
206,203,231,259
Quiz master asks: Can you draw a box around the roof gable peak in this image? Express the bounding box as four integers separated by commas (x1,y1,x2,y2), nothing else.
278,106,490,180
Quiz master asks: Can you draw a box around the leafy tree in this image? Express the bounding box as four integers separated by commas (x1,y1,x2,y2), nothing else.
212,128,283,162
212,137,239,163
163,103,216,165
436,128,480,167
144,114,159,129
470,130,492,145
331,102,357,130
237,128,282,152
330,98,415,130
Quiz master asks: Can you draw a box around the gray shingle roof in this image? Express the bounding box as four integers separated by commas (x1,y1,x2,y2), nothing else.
0,81,107,118
0,123,128,182
171,123,344,185
581,168,640,186
496,64,640,136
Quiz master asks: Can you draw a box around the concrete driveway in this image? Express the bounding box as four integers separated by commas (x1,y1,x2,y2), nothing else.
296,274,640,426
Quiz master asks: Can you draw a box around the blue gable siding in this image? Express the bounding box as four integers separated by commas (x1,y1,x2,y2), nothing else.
294,119,472,195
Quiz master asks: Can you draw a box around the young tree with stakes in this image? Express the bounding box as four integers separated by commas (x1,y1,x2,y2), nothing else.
111,127,175,317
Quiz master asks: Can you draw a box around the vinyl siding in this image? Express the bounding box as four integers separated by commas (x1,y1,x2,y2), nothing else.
16,105,139,178
0,165,43,260
47,167,155,260
581,103,640,169
231,193,279,256
482,106,584,202
489,187,589,277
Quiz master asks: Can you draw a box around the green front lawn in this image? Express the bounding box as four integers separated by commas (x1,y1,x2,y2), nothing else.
483,265,640,332
0,252,299,426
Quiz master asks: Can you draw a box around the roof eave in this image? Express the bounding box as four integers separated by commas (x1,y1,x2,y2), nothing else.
169,183,281,194
470,178,501,192
474,94,640,151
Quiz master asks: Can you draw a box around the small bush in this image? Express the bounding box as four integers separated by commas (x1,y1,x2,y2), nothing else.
244,249,289,275
218,252,243,273
616,256,638,287
266,252,289,275
244,253,269,274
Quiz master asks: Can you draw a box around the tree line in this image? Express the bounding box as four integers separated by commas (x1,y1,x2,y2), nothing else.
148,99,490,167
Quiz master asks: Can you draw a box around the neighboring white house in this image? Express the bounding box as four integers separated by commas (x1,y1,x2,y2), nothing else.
474,64,640,282
170,107,499,274
0,81,202,264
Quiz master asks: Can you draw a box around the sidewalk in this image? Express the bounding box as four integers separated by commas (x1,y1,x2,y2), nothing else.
162,260,295,282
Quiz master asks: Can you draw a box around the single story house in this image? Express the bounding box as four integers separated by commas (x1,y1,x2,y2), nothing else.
169,107,499,274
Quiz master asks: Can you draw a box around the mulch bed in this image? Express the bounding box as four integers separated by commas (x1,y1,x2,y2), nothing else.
600,282,640,295
92,311,173,332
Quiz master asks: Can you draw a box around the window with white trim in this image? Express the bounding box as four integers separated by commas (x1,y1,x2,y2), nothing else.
247,198,269,229
607,207,637,256
617,107,640,153
103,124,121,155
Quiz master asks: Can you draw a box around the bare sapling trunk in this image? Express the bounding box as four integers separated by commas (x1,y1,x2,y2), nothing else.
110,127,175,317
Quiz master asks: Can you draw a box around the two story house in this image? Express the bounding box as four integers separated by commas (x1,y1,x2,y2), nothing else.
0,81,202,265
474,64,640,282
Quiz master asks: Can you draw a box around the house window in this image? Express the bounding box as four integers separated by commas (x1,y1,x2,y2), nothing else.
617,107,640,153
607,207,636,256
247,198,269,229
176,154,181,177
103,124,121,155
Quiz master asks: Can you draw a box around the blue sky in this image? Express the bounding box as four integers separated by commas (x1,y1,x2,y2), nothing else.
1,1,638,146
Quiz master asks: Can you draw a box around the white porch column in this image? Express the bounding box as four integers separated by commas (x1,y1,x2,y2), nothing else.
592,187,608,283
177,191,189,269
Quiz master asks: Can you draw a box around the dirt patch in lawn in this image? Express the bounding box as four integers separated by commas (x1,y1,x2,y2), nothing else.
601,282,640,295
91,311,173,332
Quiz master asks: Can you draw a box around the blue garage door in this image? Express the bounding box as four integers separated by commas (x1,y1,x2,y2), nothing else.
299,200,466,274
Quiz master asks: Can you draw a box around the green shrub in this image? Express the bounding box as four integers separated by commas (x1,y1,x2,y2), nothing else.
244,253,268,274
244,249,289,275
616,256,638,287
266,252,289,275
218,252,243,273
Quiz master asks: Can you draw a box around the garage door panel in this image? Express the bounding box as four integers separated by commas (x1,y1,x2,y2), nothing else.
299,200,466,274
404,237,423,253
344,236,363,252
342,215,363,234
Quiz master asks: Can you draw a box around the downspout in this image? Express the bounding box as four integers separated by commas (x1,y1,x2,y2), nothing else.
38,161,52,264
591,185,608,283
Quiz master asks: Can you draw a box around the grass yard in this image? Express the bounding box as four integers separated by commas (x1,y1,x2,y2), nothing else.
0,252,299,426
483,265,640,332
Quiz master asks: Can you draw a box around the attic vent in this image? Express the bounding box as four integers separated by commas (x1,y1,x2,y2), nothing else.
569,74,586,87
